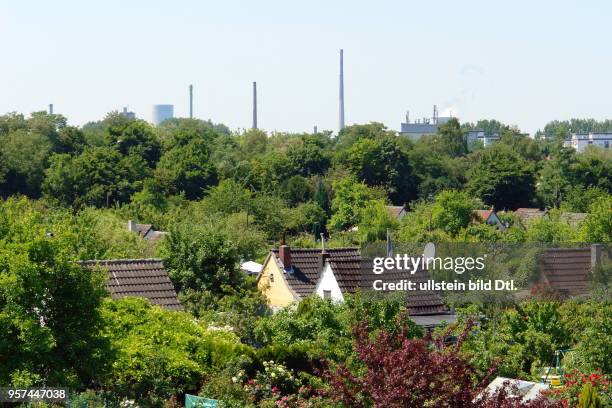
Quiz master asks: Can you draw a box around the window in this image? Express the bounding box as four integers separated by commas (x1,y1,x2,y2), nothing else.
323,290,332,299
605,141,609,148
269,273,274,283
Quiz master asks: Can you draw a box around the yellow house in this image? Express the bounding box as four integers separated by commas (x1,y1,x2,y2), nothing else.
256,244,361,309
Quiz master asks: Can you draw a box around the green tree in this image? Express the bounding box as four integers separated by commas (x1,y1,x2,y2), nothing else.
537,146,577,208
579,196,612,243
0,199,109,387
437,117,468,157
101,297,250,407
0,129,53,197
573,147,612,194
467,144,536,209
430,190,478,237
357,199,398,242
327,177,378,231
43,147,148,207
342,137,417,204
112,120,161,167
286,140,330,177
161,222,244,294
154,135,218,200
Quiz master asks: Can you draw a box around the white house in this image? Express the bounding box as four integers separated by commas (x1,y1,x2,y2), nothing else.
565,132,612,152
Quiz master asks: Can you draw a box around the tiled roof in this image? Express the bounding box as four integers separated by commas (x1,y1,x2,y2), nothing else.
271,248,361,298
270,247,451,316
386,205,406,220
133,223,153,237
473,209,494,222
328,258,363,293
515,208,547,223
539,248,592,297
81,259,183,311
361,260,450,315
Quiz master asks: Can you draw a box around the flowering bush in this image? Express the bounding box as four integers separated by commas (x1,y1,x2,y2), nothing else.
240,361,300,401
544,369,610,407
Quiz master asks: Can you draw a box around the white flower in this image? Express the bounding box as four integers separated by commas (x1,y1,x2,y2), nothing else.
232,376,238,383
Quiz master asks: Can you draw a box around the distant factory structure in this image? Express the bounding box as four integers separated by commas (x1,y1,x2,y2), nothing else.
121,107,136,120
151,104,174,125
339,49,345,132
400,105,452,141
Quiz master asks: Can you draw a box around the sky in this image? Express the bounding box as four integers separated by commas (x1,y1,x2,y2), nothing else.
1,0,611,135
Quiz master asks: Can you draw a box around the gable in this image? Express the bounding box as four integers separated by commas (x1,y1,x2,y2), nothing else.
314,262,344,302
257,253,300,308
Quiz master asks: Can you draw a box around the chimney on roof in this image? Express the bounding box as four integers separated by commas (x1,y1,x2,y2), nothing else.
591,244,603,269
319,233,329,268
128,220,136,232
279,243,291,270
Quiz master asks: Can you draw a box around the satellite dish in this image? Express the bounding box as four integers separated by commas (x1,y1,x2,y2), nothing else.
423,242,436,269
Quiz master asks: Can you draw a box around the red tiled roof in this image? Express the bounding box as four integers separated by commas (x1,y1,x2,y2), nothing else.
539,248,592,297
82,259,183,311
473,209,493,222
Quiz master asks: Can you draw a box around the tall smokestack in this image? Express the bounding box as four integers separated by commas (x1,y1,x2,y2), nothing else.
49,104,53,115
339,49,345,131
252,81,258,130
189,84,193,119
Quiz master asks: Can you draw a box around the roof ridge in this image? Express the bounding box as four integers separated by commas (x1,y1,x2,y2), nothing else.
272,246,359,251
80,258,163,263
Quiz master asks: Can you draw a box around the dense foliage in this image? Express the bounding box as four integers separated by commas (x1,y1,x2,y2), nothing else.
0,110,610,406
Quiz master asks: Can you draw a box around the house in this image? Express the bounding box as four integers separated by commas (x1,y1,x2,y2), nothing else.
465,130,501,148
81,259,183,311
257,244,456,328
537,245,605,297
472,209,505,229
127,220,168,242
386,205,407,221
514,208,547,223
564,132,612,152
256,244,361,309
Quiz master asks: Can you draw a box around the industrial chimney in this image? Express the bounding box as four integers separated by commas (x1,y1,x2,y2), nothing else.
189,84,193,119
252,81,258,130
339,49,345,132
49,104,53,115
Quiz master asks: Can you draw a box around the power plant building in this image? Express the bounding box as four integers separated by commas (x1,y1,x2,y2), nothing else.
400,106,451,141
152,104,174,125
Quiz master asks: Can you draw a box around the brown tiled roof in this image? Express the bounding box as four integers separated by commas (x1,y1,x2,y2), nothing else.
515,208,547,223
328,258,363,293
82,259,183,311
360,259,450,315
539,248,592,297
386,205,406,220
271,247,361,298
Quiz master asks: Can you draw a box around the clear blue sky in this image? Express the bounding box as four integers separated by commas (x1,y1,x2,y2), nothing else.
1,0,610,134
